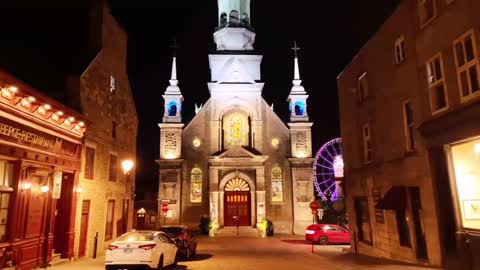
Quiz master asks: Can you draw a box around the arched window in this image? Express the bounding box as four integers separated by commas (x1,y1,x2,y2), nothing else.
168,101,177,116
294,101,304,116
271,167,284,202
190,168,202,203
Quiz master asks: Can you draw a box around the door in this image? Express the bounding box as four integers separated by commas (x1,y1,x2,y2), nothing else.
409,187,428,260
53,172,74,258
224,191,250,226
79,200,90,257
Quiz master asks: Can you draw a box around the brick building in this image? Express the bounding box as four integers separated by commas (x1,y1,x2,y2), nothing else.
338,0,480,268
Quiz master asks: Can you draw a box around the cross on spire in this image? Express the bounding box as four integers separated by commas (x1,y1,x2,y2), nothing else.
170,38,178,56
291,41,301,57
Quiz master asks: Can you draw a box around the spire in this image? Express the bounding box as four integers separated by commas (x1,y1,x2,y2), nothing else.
162,40,183,123
170,38,178,81
288,41,309,122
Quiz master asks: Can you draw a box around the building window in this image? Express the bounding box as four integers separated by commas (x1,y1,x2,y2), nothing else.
105,200,115,241
112,121,117,139
110,75,116,94
354,197,372,244
418,0,436,27
168,101,177,117
426,54,448,113
0,161,13,242
396,210,412,247
190,168,202,203
109,154,118,182
449,138,480,230
357,73,369,102
271,167,284,202
454,31,480,101
294,101,304,116
403,101,415,151
395,36,406,64
85,147,95,179
362,123,373,163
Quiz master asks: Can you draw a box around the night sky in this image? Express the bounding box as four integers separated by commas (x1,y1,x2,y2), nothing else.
0,1,399,197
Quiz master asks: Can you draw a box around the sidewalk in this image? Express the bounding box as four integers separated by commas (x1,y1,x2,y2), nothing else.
43,256,105,270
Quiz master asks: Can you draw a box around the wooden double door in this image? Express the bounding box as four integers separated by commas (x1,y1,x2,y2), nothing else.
224,191,251,226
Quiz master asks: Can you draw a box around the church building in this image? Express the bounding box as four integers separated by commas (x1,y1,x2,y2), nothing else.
157,0,315,235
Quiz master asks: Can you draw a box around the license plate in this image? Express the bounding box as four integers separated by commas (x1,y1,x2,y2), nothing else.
123,248,133,254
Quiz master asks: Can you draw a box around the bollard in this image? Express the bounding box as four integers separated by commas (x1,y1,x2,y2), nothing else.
93,232,99,259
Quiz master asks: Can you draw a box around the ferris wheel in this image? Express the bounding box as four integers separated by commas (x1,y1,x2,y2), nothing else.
313,138,344,201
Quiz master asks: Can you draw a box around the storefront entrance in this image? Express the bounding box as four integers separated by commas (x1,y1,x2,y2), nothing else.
223,178,251,227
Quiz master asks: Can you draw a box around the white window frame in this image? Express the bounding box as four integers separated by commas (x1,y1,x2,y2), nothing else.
426,53,449,114
362,123,373,163
453,30,480,102
402,100,415,152
395,36,406,64
418,0,436,28
357,73,369,102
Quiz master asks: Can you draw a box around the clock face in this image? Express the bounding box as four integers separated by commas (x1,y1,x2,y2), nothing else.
193,137,201,148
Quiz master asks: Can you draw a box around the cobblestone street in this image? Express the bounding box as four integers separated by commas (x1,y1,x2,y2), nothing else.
47,236,441,270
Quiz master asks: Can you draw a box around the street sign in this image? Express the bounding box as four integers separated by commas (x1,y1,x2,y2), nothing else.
309,200,319,210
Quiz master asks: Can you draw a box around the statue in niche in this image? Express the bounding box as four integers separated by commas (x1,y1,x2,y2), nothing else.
229,10,240,25
241,12,249,27
220,12,228,27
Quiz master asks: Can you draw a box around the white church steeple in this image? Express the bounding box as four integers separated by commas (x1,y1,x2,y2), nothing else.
287,41,309,122
162,40,184,123
214,0,255,51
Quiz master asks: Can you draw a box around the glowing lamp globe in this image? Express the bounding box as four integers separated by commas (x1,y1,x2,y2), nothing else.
121,160,134,174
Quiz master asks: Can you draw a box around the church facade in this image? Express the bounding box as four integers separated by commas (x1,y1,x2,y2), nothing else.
157,0,315,235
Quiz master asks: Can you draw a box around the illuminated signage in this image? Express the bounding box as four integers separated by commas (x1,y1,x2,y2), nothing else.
333,155,344,178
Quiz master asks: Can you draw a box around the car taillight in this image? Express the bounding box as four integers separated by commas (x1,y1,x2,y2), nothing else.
139,244,156,250
107,245,118,250
305,230,315,235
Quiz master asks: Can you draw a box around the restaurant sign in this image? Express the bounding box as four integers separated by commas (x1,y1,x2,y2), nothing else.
0,115,79,157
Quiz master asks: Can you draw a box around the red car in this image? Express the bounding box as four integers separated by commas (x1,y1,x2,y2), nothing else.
305,224,351,245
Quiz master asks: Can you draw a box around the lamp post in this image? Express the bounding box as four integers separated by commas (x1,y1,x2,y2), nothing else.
121,159,134,234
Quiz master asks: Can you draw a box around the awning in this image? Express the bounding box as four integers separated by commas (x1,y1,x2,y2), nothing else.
375,186,407,210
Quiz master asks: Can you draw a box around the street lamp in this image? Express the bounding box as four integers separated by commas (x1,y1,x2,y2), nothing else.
121,159,134,234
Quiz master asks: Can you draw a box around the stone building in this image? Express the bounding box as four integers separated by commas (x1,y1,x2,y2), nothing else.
66,1,138,258
157,0,315,235
338,0,480,268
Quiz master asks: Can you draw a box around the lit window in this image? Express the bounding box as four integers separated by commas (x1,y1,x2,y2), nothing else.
294,102,304,116
418,0,436,27
110,75,115,94
84,147,95,179
0,161,13,243
395,36,406,64
230,117,242,146
362,123,373,163
426,54,448,113
357,73,369,102
403,101,415,151
454,30,480,101
271,167,284,202
190,168,202,203
105,200,115,240
167,101,177,117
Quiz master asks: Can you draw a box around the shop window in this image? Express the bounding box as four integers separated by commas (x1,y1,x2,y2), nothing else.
0,161,13,242
403,101,415,151
85,147,95,180
426,54,448,113
190,168,202,203
396,209,412,247
354,197,372,244
109,154,117,182
395,36,406,64
453,30,480,101
362,123,373,163
449,139,480,230
357,73,369,102
418,0,436,27
271,167,284,202
105,200,115,240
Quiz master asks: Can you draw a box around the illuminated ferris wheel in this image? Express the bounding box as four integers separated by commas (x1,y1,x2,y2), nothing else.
313,138,344,201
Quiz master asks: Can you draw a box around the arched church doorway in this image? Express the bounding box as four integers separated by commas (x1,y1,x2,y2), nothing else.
224,178,251,226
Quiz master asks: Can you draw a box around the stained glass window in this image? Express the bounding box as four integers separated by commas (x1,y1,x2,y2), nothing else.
190,168,202,203
271,167,284,202
230,117,242,146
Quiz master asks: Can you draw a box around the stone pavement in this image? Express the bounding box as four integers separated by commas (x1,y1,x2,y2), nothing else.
47,235,444,270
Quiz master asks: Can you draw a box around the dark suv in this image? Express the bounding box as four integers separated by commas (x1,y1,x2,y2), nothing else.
159,226,197,260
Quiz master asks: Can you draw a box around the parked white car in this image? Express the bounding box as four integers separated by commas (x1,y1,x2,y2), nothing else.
105,230,178,270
